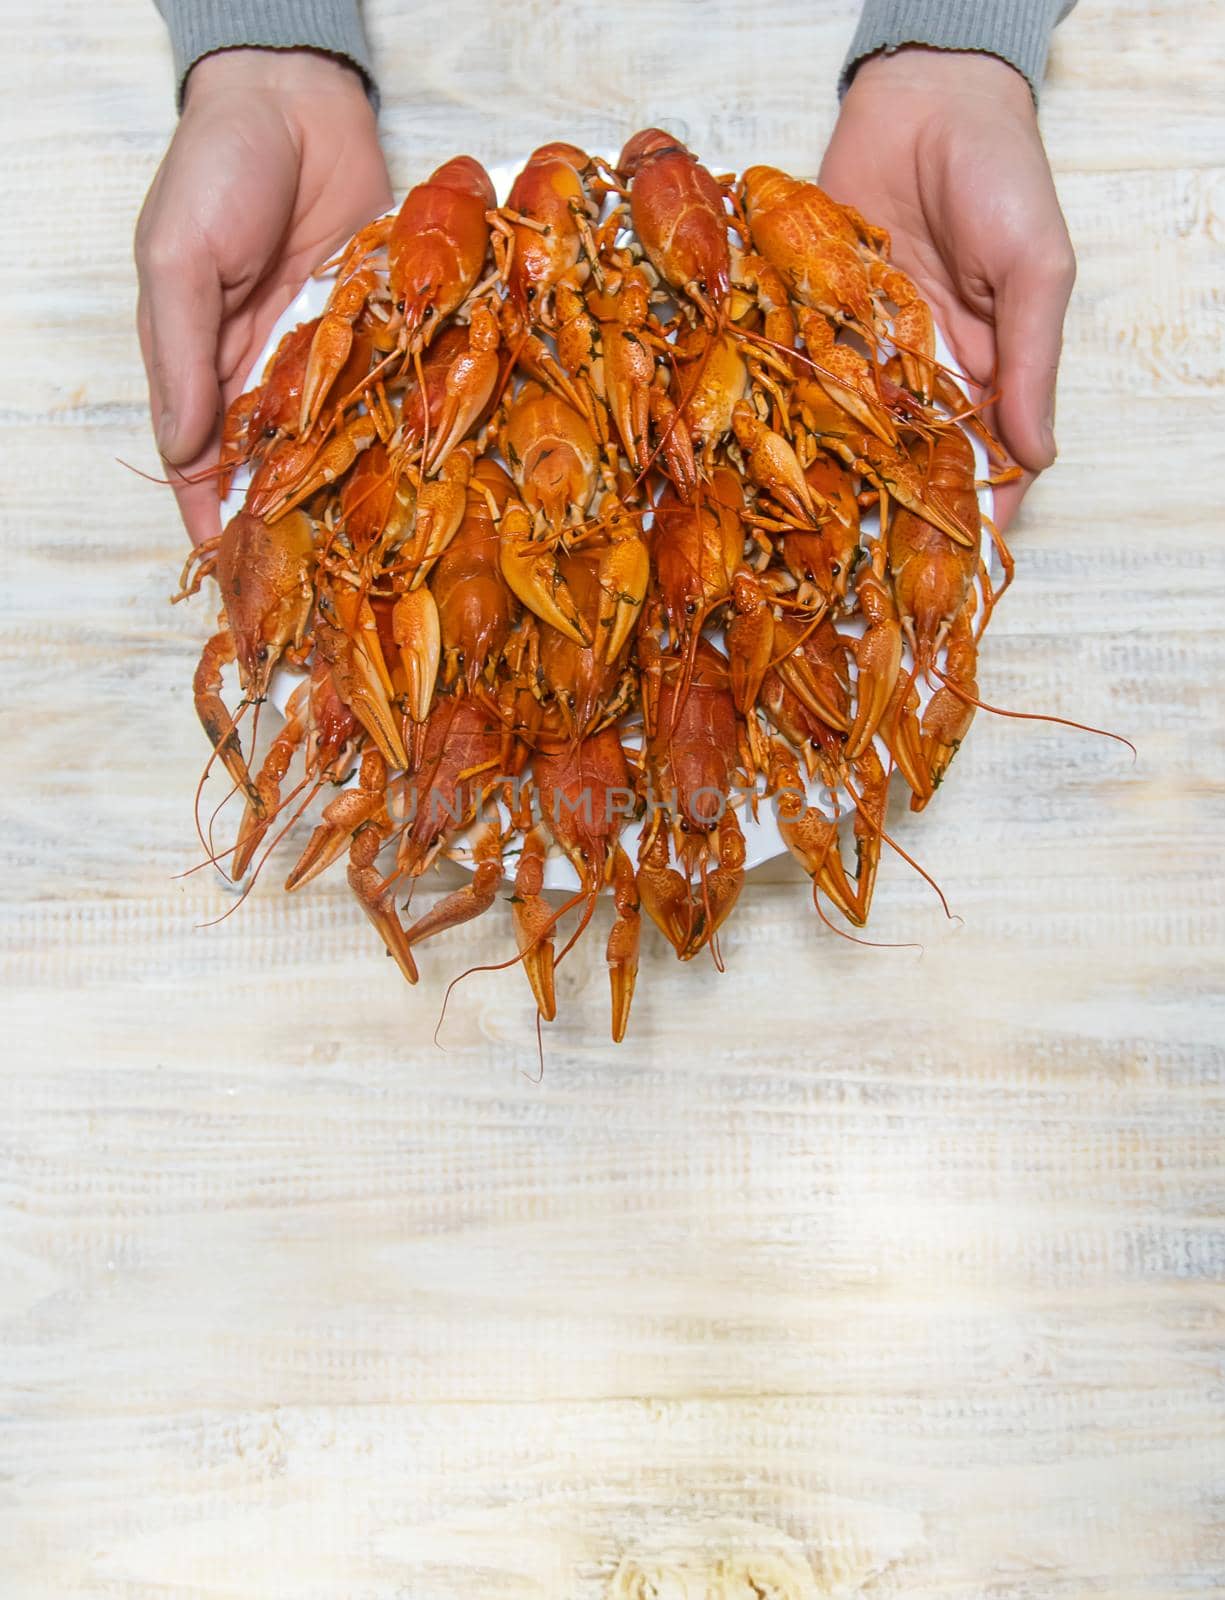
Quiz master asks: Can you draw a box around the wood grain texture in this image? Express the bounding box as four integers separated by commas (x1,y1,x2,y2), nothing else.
1,2,1223,1596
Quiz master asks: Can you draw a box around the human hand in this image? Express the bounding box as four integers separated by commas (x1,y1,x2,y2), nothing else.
820,47,1076,528
135,48,392,545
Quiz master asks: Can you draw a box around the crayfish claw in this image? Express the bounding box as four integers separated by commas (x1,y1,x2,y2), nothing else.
679,817,746,961
511,829,557,1022
635,825,692,959
285,751,387,891
605,845,640,1042
422,304,500,475
885,471,978,549
299,313,354,437
726,569,777,716
348,825,419,985
392,587,441,724
775,653,850,735
316,600,409,772
844,561,902,760
403,853,502,958
594,511,649,663
193,630,263,815
881,671,931,805
499,504,593,647
771,745,867,926
406,442,475,587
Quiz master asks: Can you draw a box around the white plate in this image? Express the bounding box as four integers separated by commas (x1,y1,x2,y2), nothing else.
221,159,993,891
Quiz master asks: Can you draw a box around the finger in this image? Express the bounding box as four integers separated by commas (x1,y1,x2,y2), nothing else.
993,239,1076,475
136,236,224,466
137,298,223,547
138,296,222,546
168,436,225,548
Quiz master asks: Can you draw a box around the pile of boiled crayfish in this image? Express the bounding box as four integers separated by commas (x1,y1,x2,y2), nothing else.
177,130,1014,1042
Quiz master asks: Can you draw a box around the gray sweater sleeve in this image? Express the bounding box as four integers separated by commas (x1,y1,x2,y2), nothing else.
154,1,377,108
840,1,1079,99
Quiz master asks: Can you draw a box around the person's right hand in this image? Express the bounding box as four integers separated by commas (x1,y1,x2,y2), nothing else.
135,47,392,545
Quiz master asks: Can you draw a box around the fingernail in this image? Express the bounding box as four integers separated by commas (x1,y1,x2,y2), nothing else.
1042,423,1058,463
155,408,177,457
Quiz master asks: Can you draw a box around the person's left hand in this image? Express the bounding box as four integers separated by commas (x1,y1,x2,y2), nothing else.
819,46,1076,528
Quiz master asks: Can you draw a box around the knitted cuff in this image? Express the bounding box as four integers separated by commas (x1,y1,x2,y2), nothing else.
839,0,1076,101
155,0,378,110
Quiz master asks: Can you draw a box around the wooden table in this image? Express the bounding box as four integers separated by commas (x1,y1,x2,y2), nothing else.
2,2,1222,1594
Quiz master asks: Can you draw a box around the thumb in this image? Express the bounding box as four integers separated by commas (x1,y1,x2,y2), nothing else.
137,238,224,465
992,237,1076,474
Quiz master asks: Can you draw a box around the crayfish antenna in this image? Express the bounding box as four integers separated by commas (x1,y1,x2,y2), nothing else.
190,691,260,869
192,743,230,866
117,455,232,490
526,1013,546,1084
927,669,1138,761
195,775,323,929
232,774,318,880
548,880,600,966
809,878,923,952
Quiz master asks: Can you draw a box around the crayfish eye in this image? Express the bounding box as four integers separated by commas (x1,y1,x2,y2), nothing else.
697,279,708,294
395,298,405,313
422,305,434,321
830,562,841,578
526,286,537,301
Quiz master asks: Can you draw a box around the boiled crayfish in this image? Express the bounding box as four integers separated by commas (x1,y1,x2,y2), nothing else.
176,134,1114,1047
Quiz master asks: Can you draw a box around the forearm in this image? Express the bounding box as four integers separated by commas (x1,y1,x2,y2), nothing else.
154,0,377,106
840,0,1079,99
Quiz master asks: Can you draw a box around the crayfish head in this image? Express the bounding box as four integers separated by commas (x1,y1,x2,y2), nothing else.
617,127,684,180
216,509,315,700
687,264,732,326
527,140,592,174
678,771,728,836
428,154,497,206
738,165,795,223
399,290,442,352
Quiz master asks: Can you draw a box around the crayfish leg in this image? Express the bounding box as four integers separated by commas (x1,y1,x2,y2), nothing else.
172,535,221,604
